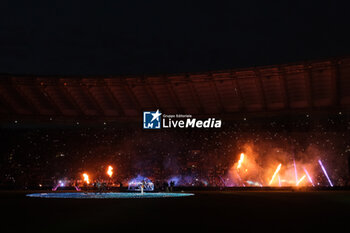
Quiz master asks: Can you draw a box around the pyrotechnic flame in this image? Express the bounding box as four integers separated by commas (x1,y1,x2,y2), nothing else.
227,143,337,188
237,153,245,169
83,173,90,184
296,175,306,186
107,165,113,177
269,163,282,185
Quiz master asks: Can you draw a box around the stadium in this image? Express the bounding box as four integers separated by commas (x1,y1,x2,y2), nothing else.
1,2,350,232
1,57,350,232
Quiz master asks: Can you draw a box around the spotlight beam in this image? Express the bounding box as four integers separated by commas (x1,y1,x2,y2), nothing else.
296,175,306,186
318,160,333,187
269,164,282,185
303,167,314,186
293,159,298,184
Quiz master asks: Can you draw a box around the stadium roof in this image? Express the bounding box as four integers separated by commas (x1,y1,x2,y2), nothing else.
1,57,350,123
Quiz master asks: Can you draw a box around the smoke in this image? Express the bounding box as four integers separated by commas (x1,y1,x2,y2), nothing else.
225,142,346,187
67,128,348,187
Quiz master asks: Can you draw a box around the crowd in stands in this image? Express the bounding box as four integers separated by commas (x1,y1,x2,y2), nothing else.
1,113,349,188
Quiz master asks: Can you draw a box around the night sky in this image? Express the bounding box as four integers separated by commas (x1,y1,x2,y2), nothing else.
1,1,350,76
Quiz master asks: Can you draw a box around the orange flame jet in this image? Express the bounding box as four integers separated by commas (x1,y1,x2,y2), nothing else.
237,153,245,169
83,173,90,184
107,165,113,177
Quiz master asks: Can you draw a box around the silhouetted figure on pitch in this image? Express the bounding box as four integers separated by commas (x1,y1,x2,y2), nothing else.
96,178,103,193
170,181,175,192
163,181,169,192
154,181,160,191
